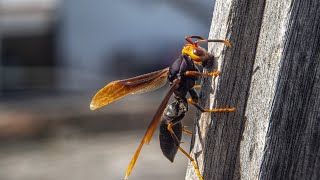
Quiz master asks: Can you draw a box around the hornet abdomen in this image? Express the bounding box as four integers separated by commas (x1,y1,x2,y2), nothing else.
159,120,182,162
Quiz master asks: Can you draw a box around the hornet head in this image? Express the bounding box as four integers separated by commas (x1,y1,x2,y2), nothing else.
182,36,231,62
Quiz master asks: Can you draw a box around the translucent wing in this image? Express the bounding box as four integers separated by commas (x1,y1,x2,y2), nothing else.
90,68,169,110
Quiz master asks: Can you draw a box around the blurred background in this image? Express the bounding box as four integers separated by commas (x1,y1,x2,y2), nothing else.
0,0,214,179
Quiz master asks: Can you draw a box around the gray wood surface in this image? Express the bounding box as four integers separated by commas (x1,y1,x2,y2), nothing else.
186,0,320,180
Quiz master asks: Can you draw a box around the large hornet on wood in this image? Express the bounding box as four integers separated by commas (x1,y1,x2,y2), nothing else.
90,36,235,180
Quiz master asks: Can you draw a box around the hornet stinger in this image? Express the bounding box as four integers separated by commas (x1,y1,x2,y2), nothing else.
90,36,235,180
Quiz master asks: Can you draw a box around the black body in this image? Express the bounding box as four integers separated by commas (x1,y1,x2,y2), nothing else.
168,55,200,113
159,55,201,162
159,102,184,162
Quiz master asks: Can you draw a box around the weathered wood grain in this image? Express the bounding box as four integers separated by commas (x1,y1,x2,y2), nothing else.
260,1,320,179
186,0,320,180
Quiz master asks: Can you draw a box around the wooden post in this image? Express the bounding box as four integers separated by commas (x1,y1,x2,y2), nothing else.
186,0,320,179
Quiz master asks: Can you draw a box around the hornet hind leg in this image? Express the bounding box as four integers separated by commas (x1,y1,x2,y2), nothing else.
167,122,204,180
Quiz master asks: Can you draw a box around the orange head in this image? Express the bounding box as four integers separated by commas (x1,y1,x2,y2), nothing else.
182,44,210,62
182,36,232,62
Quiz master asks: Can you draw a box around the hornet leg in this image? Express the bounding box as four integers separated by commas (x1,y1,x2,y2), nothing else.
193,85,202,89
188,89,199,103
168,113,192,135
185,70,220,78
170,112,185,125
187,98,236,113
182,128,192,135
167,122,204,180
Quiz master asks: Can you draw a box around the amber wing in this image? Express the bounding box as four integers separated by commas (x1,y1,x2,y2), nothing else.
90,68,169,110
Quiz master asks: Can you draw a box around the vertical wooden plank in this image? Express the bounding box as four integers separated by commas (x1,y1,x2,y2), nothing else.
239,0,292,179
186,0,266,179
186,0,320,179
260,1,320,179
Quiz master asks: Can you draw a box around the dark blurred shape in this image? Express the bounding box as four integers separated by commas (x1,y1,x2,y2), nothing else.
2,32,55,66
0,0,58,94
1,32,57,93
